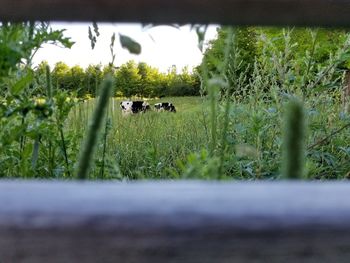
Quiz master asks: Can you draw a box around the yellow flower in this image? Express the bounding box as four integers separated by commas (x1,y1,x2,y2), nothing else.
35,98,46,106
84,94,93,100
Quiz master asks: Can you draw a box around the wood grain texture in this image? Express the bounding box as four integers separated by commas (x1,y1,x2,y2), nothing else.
1,181,350,262
0,0,350,26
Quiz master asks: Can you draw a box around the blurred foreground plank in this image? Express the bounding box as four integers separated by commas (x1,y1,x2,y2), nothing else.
1,0,350,26
1,181,350,262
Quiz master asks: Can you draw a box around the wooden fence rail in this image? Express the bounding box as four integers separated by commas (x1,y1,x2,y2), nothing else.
2,0,350,262
1,0,350,26
1,181,350,262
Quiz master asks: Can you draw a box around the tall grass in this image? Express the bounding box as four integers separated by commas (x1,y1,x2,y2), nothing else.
76,77,113,179
67,97,208,179
0,93,348,179
61,91,349,180
1,27,350,180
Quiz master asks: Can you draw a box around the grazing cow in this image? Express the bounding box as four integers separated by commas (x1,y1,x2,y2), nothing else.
154,102,176,112
120,101,150,115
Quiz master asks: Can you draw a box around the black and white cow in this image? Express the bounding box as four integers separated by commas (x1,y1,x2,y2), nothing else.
120,101,150,115
154,102,176,113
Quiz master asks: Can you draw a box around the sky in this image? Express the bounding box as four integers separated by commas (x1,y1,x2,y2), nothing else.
33,23,219,72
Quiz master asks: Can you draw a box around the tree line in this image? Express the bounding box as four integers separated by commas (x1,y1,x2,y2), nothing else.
201,27,350,99
35,60,201,98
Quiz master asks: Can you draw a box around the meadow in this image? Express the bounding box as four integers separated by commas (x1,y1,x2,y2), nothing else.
64,93,349,180
1,91,349,180
66,96,208,179
1,24,350,180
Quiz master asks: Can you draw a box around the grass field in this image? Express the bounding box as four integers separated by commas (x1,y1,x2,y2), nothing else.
67,97,209,179
1,93,349,179
2,25,350,180
64,94,350,180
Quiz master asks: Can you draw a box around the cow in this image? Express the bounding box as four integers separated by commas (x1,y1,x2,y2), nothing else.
120,100,150,115
154,102,176,113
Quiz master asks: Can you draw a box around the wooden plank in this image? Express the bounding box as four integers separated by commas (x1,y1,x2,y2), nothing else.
1,181,350,262
0,0,350,26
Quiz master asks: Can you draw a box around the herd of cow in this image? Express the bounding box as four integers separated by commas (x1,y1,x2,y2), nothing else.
120,100,176,115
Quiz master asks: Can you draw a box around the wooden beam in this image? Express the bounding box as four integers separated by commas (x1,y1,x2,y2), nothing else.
0,0,350,26
1,181,350,262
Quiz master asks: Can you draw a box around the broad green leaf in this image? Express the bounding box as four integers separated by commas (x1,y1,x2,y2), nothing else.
11,70,34,95
119,34,141,55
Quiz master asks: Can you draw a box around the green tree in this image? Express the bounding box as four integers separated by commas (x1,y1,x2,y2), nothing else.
39,61,200,98
52,62,70,91
115,60,141,97
201,26,350,97
201,27,257,96
137,62,163,97
67,65,85,96
165,66,200,96
258,28,347,65
84,64,103,97
255,27,350,95
52,63,85,95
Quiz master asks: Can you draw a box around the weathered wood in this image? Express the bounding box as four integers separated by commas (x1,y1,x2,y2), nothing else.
1,181,350,262
0,0,350,26
343,71,350,113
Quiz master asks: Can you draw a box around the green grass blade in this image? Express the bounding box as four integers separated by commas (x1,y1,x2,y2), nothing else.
76,76,113,180
282,99,306,179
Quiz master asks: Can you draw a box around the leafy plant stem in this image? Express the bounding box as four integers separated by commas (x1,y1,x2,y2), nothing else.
218,28,235,178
